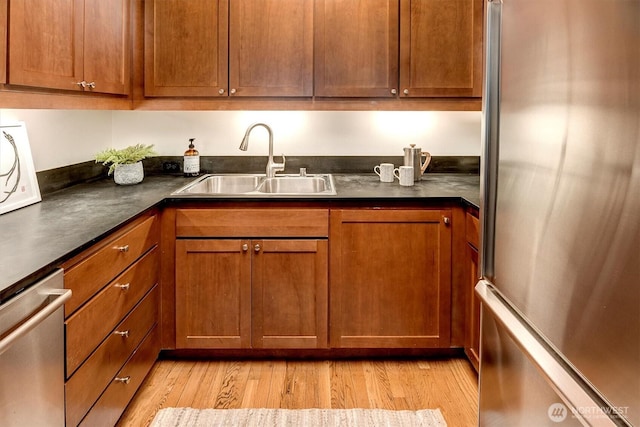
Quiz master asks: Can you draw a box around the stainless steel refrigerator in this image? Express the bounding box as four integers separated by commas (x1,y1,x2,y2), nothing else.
477,0,639,426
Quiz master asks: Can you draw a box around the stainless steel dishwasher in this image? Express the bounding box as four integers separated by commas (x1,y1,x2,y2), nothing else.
0,269,71,427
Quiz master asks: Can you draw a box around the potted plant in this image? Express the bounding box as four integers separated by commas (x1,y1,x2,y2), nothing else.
95,144,156,185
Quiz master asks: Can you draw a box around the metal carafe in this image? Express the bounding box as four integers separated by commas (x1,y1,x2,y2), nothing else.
403,144,432,181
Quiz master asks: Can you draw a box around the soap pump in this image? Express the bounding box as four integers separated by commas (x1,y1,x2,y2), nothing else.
183,138,200,177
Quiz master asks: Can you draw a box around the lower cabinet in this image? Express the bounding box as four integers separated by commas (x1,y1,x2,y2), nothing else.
174,208,329,350
62,213,160,426
464,210,481,371
329,209,452,348
171,206,464,353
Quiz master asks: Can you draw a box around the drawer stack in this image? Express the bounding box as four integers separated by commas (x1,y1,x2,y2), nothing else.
62,213,160,427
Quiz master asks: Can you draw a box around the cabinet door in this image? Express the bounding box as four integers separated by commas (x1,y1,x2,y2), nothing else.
465,244,480,371
83,0,130,95
8,0,84,91
1,0,7,84
144,0,228,97
330,209,452,348
464,211,480,371
175,239,251,348
314,0,399,97
399,0,483,97
252,240,328,349
229,0,313,97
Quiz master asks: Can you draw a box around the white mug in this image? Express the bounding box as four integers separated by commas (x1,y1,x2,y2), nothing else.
374,163,394,182
394,166,414,186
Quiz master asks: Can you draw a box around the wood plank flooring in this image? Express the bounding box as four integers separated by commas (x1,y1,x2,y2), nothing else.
117,357,478,426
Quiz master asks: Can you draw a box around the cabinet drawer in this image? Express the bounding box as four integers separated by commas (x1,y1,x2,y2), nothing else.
176,208,329,237
64,214,158,316
78,325,160,427
65,285,158,427
66,247,159,375
466,212,480,249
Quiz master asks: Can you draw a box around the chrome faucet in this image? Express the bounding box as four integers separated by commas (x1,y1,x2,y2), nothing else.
239,123,285,178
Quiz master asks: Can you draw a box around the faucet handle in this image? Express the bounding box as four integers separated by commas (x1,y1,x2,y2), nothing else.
274,154,285,172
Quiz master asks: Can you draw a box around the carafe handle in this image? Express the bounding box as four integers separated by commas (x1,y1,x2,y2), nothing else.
421,152,432,174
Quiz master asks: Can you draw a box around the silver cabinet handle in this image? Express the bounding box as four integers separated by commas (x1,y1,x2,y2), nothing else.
115,244,129,253
114,376,130,384
218,88,225,95
391,88,397,95
242,243,249,252
254,244,261,253
113,330,129,338
403,89,409,95
230,88,237,94
114,283,130,291
76,81,96,89
0,288,72,356
443,216,451,225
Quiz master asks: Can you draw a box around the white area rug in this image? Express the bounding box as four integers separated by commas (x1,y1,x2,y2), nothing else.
150,407,447,427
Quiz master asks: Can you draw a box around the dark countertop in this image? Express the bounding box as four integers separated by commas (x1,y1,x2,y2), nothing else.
0,173,479,301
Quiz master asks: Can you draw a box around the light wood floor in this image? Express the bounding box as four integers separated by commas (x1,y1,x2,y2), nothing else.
117,357,478,426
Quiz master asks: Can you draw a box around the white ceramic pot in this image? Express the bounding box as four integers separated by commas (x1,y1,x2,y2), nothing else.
114,161,144,185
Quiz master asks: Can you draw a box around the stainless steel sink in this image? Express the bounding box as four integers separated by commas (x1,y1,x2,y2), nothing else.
172,173,336,196
256,176,330,194
177,174,262,194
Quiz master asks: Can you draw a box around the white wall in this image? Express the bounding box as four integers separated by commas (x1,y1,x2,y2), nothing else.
1,109,481,171
0,109,113,171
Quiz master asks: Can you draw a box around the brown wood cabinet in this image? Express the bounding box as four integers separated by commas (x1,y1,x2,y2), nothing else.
329,209,452,348
175,239,251,348
252,239,328,349
464,210,480,371
0,0,7,84
145,0,312,98
7,0,130,94
314,0,399,97
174,208,329,349
61,212,160,426
400,0,484,98
144,0,228,97
315,0,483,99
229,0,313,97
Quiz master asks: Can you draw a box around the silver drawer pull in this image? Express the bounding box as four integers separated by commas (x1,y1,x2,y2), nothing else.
114,376,130,384
113,330,129,338
114,283,130,291
115,244,129,252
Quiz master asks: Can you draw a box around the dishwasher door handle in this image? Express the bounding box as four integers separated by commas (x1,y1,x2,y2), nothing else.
0,288,72,356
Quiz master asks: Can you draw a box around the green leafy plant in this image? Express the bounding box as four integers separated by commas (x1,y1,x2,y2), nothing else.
95,144,156,175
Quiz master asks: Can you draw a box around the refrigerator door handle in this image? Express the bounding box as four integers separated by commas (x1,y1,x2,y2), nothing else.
476,280,628,427
480,0,502,280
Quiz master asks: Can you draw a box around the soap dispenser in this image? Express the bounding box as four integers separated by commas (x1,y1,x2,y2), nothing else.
183,138,200,177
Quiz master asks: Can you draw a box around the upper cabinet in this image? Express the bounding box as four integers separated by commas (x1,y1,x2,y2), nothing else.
314,0,399,97
145,0,313,98
7,0,130,95
0,0,7,84
1,0,483,109
399,0,484,98
144,0,228,97
315,0,483,99
229,0,313,97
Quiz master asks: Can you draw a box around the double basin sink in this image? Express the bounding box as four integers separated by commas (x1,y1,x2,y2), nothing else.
172,173,337,196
